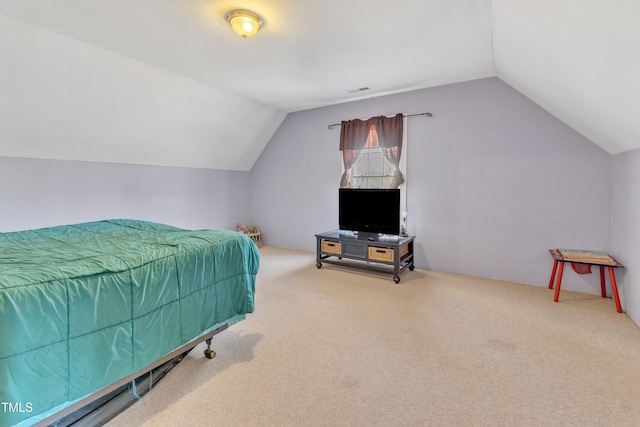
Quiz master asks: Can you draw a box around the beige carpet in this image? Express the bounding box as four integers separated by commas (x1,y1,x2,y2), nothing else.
107,246,640,426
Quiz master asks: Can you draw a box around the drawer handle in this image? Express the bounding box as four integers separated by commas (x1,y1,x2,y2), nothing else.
376,249,386,253
327,243,336,247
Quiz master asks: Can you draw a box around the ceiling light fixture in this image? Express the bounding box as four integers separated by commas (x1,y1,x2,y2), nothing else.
226,10,262,39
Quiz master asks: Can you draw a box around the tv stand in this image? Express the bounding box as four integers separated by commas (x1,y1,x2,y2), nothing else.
315,230,415,283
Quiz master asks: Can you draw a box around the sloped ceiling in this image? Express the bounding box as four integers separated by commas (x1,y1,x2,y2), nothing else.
0,0,638,170
492,1,640,155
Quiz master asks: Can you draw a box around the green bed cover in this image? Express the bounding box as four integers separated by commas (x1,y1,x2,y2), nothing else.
0,219,259,426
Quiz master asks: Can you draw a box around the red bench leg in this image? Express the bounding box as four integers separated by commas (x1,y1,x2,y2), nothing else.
608,267,623,313
553,262,565,302
600,266,606,297
548,260,558,289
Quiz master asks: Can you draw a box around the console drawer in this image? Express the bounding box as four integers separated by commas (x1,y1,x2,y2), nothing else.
368,246,394,262
343,242,366,258
320,240,342,255
400,242,409,259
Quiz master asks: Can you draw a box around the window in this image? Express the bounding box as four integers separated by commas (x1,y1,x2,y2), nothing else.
349,126,396,189
339,114,405,189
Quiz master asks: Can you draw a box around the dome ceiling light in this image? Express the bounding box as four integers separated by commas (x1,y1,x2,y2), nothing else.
226,10,262,39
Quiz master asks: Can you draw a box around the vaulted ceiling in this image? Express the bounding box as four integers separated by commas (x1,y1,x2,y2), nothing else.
1,0,638,170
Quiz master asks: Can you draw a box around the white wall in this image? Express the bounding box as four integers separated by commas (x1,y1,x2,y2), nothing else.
0,156,250,232
250,78,613,297
611,148,640,325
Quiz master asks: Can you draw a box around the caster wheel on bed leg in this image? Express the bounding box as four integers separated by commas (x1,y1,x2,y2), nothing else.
204,337,216,359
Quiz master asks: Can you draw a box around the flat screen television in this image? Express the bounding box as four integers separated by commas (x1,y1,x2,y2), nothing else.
339,188,400,238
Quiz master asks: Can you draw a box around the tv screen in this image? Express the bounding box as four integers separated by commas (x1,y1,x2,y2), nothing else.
339,188,400,236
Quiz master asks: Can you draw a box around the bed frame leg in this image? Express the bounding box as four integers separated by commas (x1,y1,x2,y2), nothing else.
204,338,216,359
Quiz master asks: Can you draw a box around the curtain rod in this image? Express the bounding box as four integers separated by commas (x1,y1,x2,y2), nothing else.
327,112,432,129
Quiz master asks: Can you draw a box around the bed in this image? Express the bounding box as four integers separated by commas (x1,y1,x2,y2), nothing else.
0,219,259,426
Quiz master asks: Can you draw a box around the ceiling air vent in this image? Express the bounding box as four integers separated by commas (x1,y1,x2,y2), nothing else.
347,87,370,93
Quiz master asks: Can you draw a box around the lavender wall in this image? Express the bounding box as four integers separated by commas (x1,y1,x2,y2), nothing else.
0,156,250,232
1,77,635,320
611,148,640,325
250,78,613,295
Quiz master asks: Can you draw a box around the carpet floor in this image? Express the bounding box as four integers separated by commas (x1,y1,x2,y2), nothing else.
106,246,640,426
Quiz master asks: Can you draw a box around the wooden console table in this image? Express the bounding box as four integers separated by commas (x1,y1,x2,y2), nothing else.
315,230,415,283
548,249,624,313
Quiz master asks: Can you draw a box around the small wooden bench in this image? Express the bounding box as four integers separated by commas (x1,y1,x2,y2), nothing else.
548,249,624,313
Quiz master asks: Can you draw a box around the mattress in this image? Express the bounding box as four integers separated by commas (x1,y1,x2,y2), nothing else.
0,219,259,426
